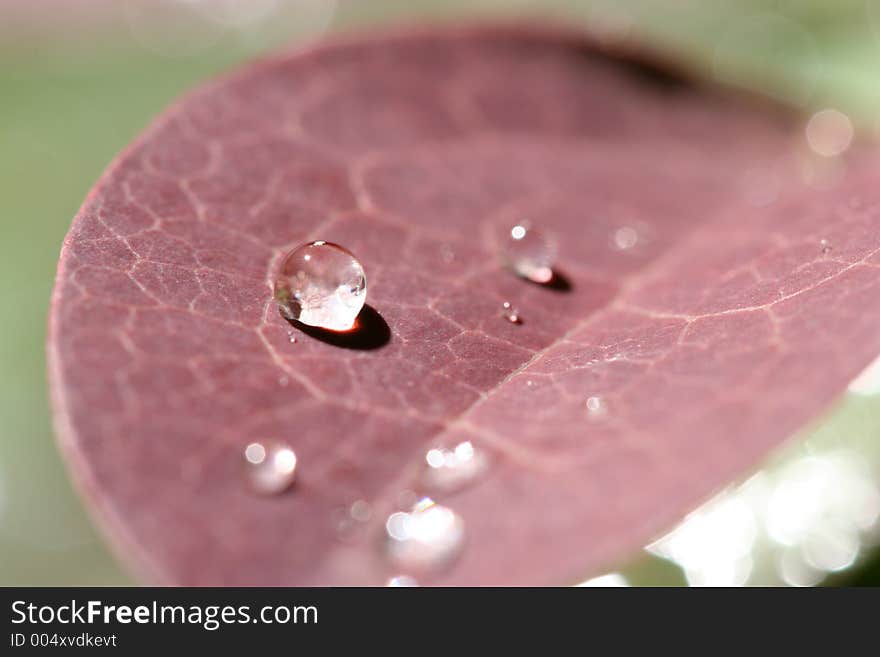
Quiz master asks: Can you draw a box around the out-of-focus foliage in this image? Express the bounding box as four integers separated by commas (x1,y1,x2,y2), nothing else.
0,0,878,585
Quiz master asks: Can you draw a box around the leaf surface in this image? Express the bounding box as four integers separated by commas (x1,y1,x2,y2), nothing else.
48,25,880,584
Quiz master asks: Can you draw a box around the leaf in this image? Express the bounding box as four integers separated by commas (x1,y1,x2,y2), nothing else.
48,24,880,585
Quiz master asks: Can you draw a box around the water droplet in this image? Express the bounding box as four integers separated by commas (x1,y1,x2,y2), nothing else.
501,301,522,324
502,222,556,284
274,241,366,331
422,441,488,493
586,396,606,417
806,109,853,158
612,226,639,250
350,499,372,523
385,497,465,573
820,239,832,254
278,375,289,387
287,332,297,343
386,575,419,587
243,440,297,495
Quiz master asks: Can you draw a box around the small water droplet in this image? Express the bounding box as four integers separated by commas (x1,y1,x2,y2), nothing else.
385,497,465,573
422,441,488,493
612,226,639,250
386,575,419,587
243,440,297,495
805,109,853,158
274,241,366,331
501,301,522,324
350,499,372,523
820,239,832,254
586,396,606,417
501,222,556,284
278,375,289,387
287,332,297,343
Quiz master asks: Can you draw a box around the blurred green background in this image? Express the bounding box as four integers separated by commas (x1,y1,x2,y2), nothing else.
1,0,879,586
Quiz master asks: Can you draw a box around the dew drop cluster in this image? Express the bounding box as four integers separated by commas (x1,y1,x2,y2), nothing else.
259,217,615,582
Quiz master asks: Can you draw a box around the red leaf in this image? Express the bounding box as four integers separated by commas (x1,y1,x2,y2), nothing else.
48,25,880,585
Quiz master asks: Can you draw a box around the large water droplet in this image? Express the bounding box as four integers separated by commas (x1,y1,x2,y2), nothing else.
422,441,488,493
274,241,366,331
385,497,464,573
502,223,556,284
243,440,297,495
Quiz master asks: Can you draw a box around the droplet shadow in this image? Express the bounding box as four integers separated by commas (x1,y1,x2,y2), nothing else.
284,304,390,350
535,269,572,293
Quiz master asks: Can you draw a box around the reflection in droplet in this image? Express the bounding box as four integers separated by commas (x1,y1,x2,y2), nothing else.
501,222,556,284
806,109,854,157
819,239,832,254
385,498,465,573
274,241,366,331
422,441,488,494
612,226,638,251
501,301,522,324
386,575,419,587
243,440,297,495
